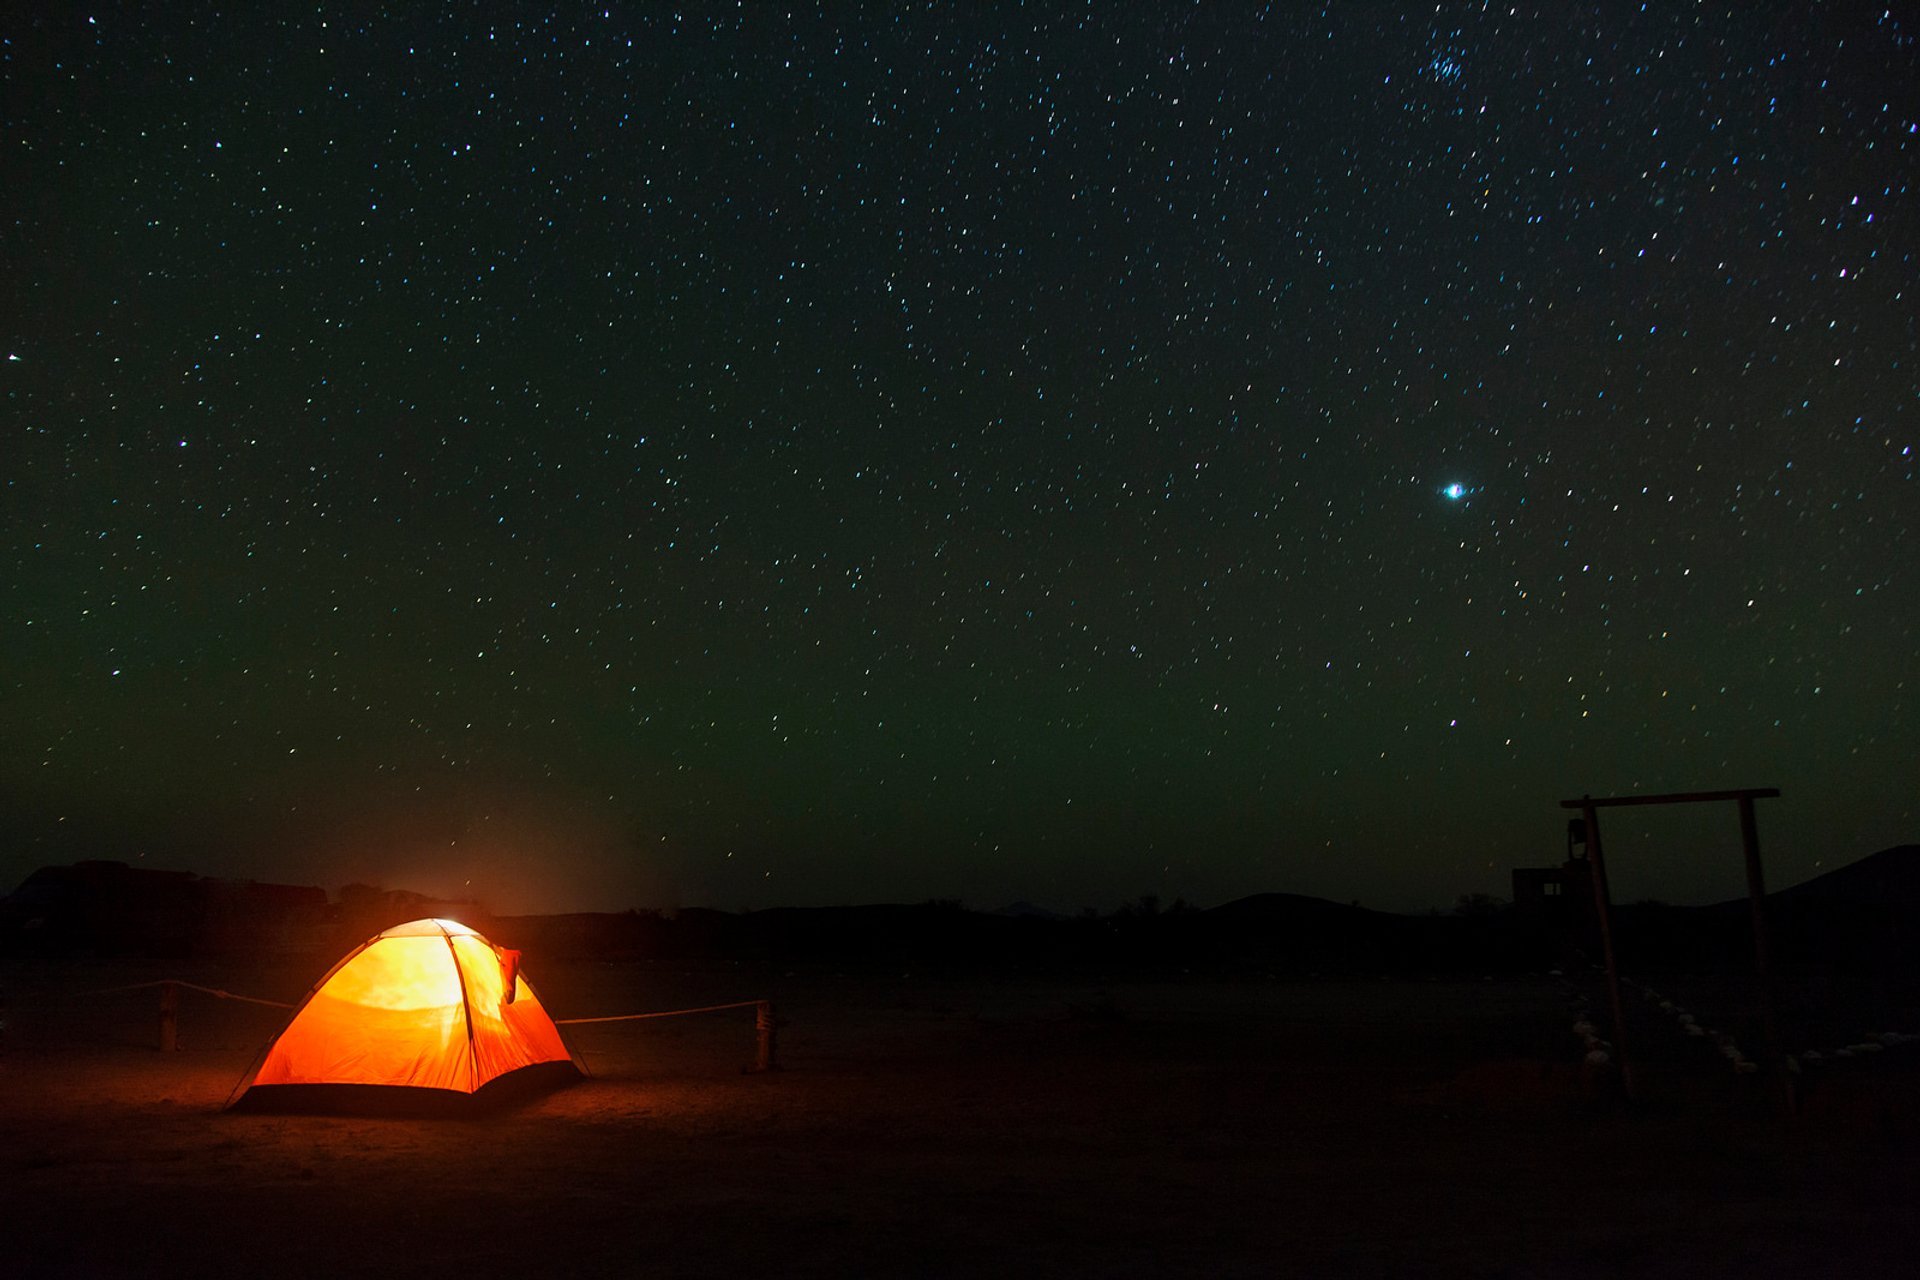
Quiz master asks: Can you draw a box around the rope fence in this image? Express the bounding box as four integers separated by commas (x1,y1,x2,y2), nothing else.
554,999,765,1024
85,979,295,1009
559,999,781,1073
72,979,295,1052
55,977,780,1070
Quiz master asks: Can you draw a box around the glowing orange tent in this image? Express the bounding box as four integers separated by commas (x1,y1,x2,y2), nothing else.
232,918,581,1110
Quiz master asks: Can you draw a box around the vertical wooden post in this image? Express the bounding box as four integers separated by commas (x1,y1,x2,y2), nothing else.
1737,796,1793,1112
752,1000,778,1073
158,981,179,1052
1581,802,1637,1100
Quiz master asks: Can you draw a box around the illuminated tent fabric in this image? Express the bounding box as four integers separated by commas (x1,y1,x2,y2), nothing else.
233,918,580,1109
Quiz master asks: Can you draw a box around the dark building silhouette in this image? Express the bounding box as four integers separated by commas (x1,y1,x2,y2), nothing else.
1511,821,1598,959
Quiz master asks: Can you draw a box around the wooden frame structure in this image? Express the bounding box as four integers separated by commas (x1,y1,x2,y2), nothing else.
1559,788,1789,1108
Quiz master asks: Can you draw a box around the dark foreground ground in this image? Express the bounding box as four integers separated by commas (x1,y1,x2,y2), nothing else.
3,958,1917,1278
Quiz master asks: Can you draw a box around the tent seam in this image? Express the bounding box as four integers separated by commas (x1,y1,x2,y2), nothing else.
442,921,480,1093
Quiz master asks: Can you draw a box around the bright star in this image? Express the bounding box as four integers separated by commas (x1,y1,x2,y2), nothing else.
1442,483,1467,500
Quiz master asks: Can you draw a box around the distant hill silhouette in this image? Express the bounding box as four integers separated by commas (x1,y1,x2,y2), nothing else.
6,846,1915,975
0,860,328,955
496,892,1546,975
1762,843,1920,906
992,901,1065,920
484,844,1920,977
1607,845,1920,974
0,861,481,957
1207,892,1376,922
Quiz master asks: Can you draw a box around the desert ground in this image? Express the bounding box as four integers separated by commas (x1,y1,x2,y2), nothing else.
4,956,1917,1278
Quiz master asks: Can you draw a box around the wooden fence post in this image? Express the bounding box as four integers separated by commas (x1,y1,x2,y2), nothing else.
752,1000,778,1073
1560,787,1783,1111
1737,796,1795,1113
1581,801,1637,1100
158,980,179,1052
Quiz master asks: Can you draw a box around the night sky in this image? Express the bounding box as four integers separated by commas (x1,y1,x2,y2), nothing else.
4,5,1915,915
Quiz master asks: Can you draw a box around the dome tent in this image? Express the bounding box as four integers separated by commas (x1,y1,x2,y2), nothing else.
231,918,582,1112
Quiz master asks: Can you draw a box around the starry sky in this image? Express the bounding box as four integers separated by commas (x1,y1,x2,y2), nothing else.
3,4,1915,915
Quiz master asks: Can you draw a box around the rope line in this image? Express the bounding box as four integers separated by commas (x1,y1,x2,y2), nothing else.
555,999,765,1025
82,980,294,1009
76,980,767,1023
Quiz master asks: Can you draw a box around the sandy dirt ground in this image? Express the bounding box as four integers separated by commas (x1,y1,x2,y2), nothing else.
4,957,1917,1278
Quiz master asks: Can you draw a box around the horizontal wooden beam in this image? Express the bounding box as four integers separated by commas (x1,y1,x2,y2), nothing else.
1559,788,1780,809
